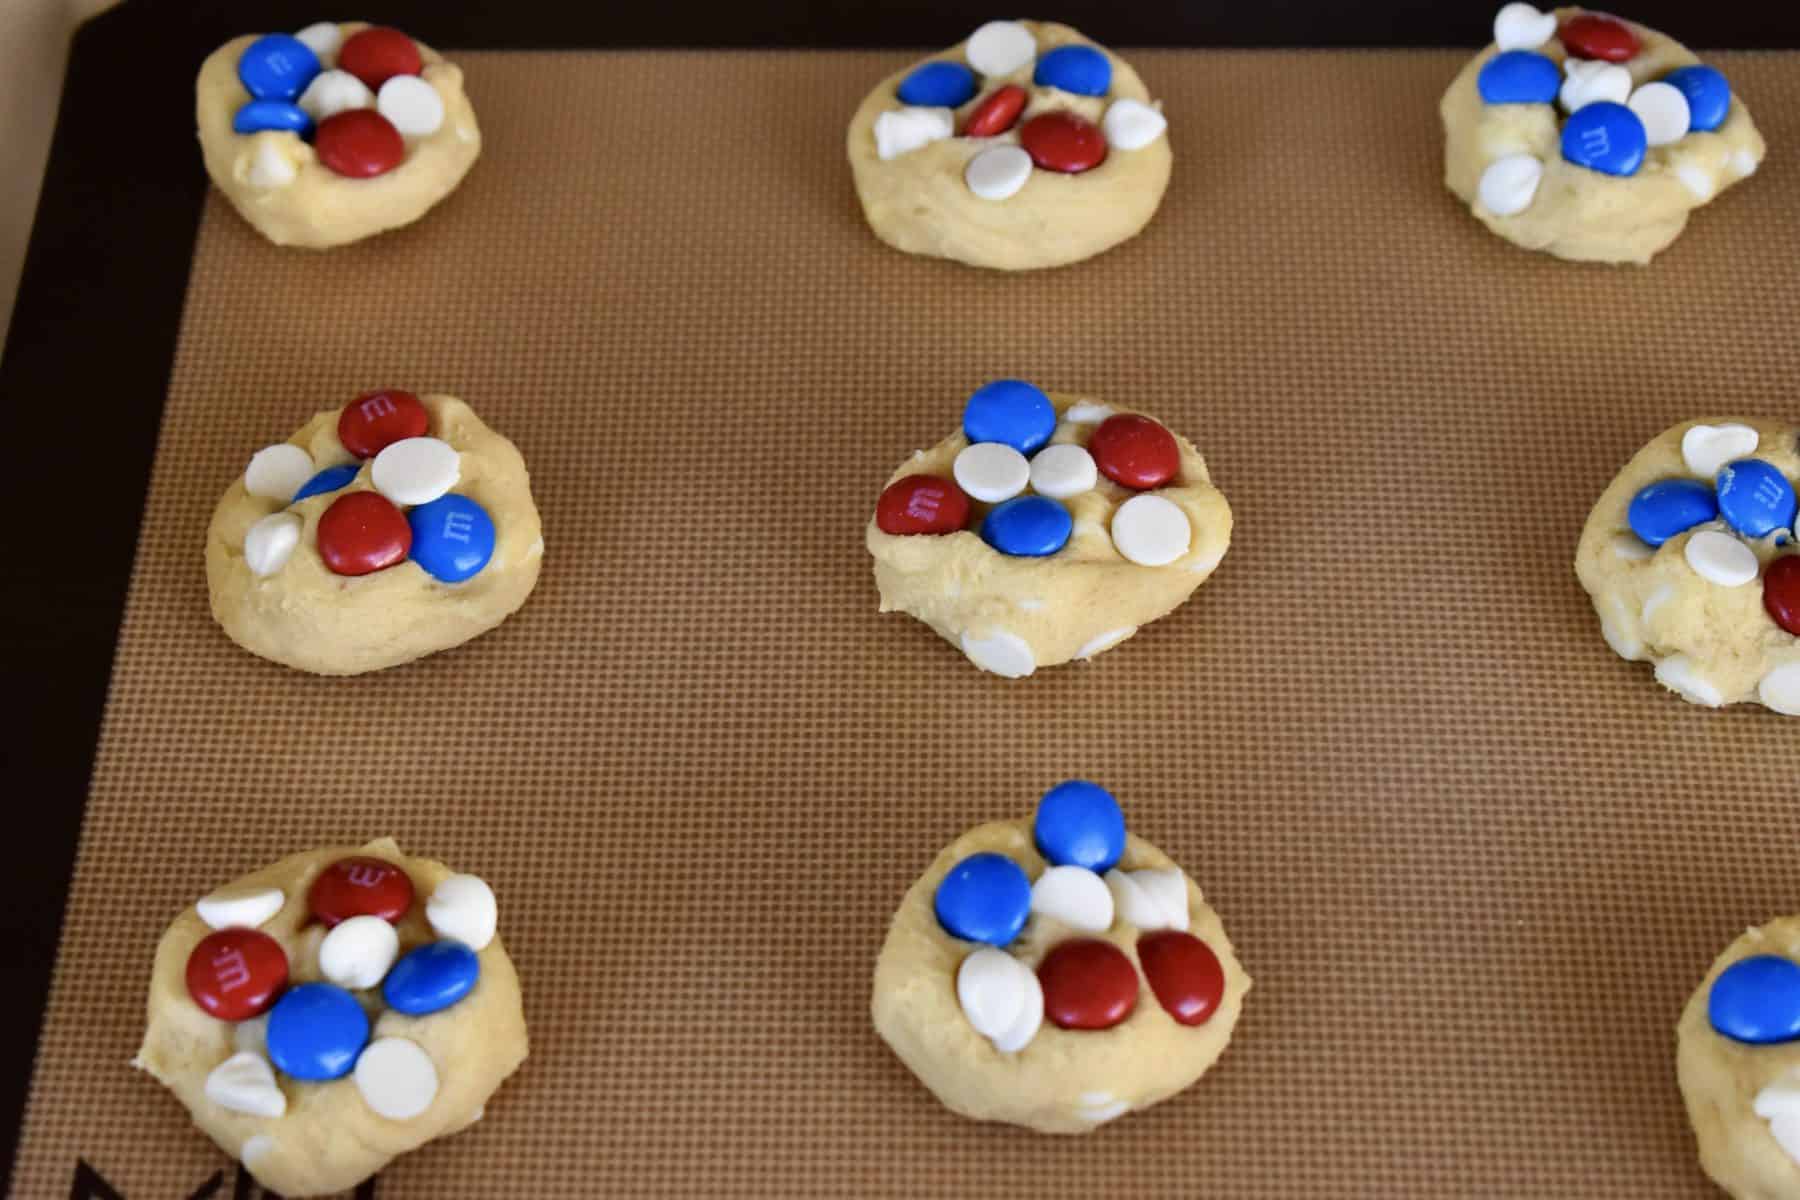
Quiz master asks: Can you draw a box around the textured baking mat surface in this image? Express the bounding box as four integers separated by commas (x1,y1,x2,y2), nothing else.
14,46,1800,1198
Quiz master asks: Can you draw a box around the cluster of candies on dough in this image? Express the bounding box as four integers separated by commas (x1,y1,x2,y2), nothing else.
934,782,1225,1061
876,381,1194,568
1622,423,1800,710
183,859,499,1122
241,391,496,584
232,23,444,181
873,20,1168,203
1473,3,1738,215
1706,955,1800,1163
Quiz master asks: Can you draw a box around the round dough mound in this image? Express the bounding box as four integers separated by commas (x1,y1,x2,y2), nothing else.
1575,418,1800,712
847,21,1171,270
1441,7,1765,263
867,393,1231,677
1678,918,1800,1199
135,839,528,1198
872,818,1249,1133
197,24,480,248
206,394,543,675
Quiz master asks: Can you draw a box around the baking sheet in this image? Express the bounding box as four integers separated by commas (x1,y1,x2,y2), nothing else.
13,46,1800,1197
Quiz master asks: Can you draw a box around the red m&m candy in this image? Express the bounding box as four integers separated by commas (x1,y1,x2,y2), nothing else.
876,475,971,536
1765,556,1800,636
308,857,416,927
186,928,289,1020
1560,14,1640,62
1088,415,1180,490
316,109,406,179
317,492,412,577
964,85,1028,138
1038,938,1138,1030
339,390,428,459
337,27,423,90
1136,930,1226,1026
1019,111,1108,174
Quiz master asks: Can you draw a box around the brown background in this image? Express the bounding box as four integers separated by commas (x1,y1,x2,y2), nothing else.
12,47,1800,1197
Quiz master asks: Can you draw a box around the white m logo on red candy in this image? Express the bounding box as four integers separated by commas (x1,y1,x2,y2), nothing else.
358,394,399,422
212,947,251,993
345,863,389,888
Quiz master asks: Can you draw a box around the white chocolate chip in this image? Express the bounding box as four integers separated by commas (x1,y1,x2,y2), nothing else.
241,1134,276,1163
427,874,498,951
197,886,284,931
1600,611,1641,661
964,145,1033,201
1493,2,1557,50
1676,162,1716,201
298,69,373,124
1655,654,1724,706
1629,81,1691,147
1477,154,1543,217
1111,494,1191,566
293,21,343,66
246,140,297,190
1105,867,1190,931
354,1037,439,1121
1030,866,1114,932
1075,626,1136,660
1682,423,1759,478
1769,1114,1800,1167
1756,1073,1800,1119
956,947,1043,1053
1759,663,1800,716
1641,582,1677,625
874,107,953,160
372,437,459,506
378,75,445,137
1102,98,1167,151
1731,148,1761,177
1560,59,1631,113
244,443,313,500
1063,402,1114,425
1685,530,1758,587
205,1052,287,1119
1028,444,1097,499
243,513,302,578
965,20,1037,77
1611,534,1653,561
961,629,1035,678
318,915,400,990
1076,1092,1131,1123
953,442,1029,503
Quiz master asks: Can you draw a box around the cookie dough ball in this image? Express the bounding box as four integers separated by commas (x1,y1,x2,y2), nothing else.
868,381,1231,677
1575,419,1800,713
135,839,527,1198
847,20,1172,270
872,780,1249,1132
1677,918,1800,1198
1441,5,1764,263
207,391,543,675
197,23,481,248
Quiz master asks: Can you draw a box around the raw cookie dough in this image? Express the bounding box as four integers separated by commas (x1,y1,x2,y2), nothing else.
1441,5,1764,263
1678,917,1800,1199
872,781,1249,1132
206,391,543,675
868,382,1231,677
1575,418,1800,713
847,20,1171,270
197,22,480,248
136,839,527,1198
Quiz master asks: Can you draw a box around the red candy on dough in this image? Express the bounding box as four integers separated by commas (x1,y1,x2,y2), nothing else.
1559,14,1640,62
316,492,412,576
1018,111,1108,173
877,475,972,535
338,390,428,459
308,856,416,926
964,85,1029,137
1088,414,1180,490
315,110,405,179
1038,938,1139,1030
337,27,424,89
185,928,289,1021
1136,930,1226,1026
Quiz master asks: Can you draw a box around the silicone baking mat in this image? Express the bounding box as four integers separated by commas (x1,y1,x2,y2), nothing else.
12,46,1800,1197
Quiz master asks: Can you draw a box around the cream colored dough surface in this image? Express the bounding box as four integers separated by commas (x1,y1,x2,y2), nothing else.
868,393,1231,677
1441,7,1764,263
847,21,1171,270
1678,918,1800,1200
197,23,480,249
206,394,543,675
1575,418,1800,712
872,818,1249,1133
136,839,528,1199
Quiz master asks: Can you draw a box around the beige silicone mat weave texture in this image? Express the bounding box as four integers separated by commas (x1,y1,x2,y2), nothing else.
13,44,1800,1198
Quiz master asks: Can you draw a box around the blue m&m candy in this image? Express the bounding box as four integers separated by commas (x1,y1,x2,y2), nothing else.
292,463,360,502
933,853,1031,946
1561,101,1647,176
981,495,1071,558
1716,459,1797,539
896,61,976,108
963,380,1056,455
237,34,322,102
1034,780,1126,873
1627,479,1717,547
1476,51,1560,105
1663,65,1732,133
1709,955,1800,1044
1033,45,1111,97
233,100,312,138
384,941,480,1016
408,494,495,583
266,983,369,1080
